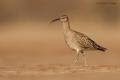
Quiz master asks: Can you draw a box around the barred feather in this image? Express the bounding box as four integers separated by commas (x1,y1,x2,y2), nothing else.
65,30,107,52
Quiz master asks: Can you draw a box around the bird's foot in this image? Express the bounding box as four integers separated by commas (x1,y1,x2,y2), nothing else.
83,64,89,67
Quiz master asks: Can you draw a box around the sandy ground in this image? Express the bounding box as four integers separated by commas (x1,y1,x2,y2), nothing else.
0,0,120,79
0,23,120,80
0,65,120,80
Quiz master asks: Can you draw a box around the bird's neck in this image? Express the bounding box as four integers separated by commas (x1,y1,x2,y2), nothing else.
62,21,71,33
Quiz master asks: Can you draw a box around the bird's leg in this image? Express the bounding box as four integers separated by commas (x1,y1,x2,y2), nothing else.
74,50,80,64
81,50,88,66
74,53,80,64
82,54,87,66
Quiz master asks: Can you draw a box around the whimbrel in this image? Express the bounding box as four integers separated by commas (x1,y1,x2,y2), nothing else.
50,15,107,66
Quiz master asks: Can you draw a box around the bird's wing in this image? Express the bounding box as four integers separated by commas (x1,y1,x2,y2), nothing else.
74,31,99,49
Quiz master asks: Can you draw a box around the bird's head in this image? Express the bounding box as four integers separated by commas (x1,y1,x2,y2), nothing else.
50,15,69,23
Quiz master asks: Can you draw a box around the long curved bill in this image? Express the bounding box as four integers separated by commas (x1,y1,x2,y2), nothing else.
50,18,60,23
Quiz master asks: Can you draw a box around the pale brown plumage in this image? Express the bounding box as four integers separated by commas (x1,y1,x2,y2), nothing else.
68,30,107,52
51,15,107,66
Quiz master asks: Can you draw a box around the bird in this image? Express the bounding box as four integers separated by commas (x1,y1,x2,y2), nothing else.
50,15,107,66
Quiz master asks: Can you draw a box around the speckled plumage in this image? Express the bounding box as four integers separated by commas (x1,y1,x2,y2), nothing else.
64,29,106,52
51,15,107,65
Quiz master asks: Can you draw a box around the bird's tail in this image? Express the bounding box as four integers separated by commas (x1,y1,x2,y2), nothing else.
96,45,107,52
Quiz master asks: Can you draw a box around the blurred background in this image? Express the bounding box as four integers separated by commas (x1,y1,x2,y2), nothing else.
0,0,120,66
